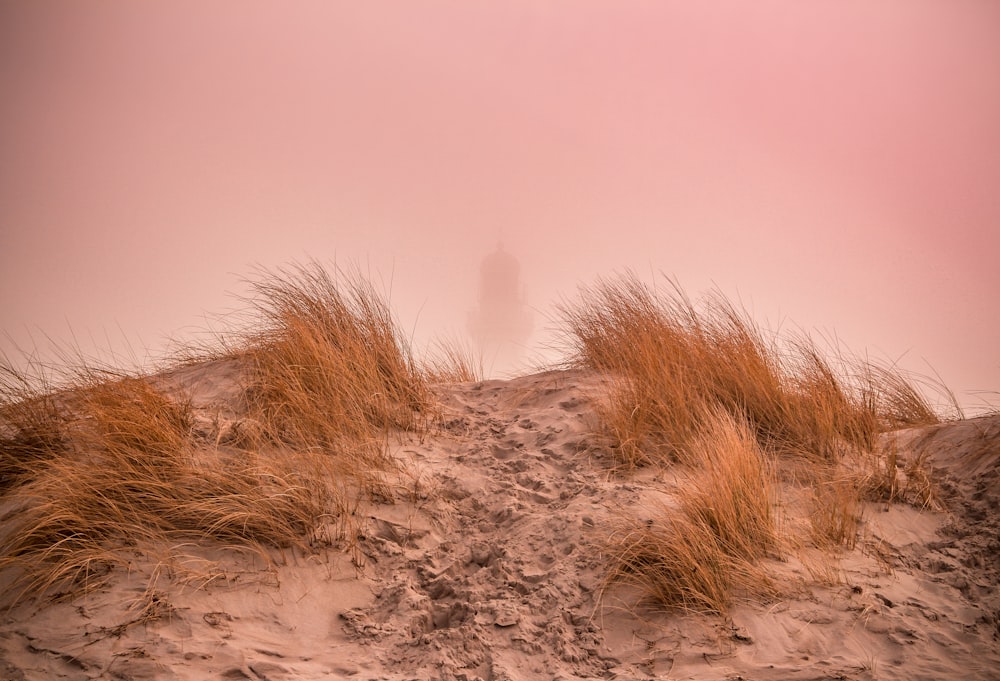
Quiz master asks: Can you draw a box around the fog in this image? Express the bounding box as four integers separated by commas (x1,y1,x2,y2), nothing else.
2,2,999,411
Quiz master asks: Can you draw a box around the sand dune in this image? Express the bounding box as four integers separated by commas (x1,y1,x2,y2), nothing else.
1,361,998,680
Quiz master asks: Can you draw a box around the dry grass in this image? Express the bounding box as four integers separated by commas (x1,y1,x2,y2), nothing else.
809,472,864,550
604,411,778,614
0,263,428,604
0,372,341,603
0,365,71,493
678,410,778,561
236,264,427,468
860,362,950,429
805,429,943,550
559,274,935,468
421,336,484,384
560,276,703,466
564,273,947,608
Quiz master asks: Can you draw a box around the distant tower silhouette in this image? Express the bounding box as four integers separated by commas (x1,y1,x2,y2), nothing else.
467,243,533,375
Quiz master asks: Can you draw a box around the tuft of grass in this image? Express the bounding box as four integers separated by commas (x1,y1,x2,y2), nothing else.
854,435,939,510
809,472,864,550
421,336,484,384
559,273,941,468
0,366,71,493
79,374,192,466
860,362,944,430
0,373,341,603
565,273,950,609
604,411,777,614
560,276,705,466
0,263,429,604
901,449,938,509
237,263,427,470
677,410,778,561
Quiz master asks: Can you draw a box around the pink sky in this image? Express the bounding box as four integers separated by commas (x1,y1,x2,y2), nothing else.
2,1,999,410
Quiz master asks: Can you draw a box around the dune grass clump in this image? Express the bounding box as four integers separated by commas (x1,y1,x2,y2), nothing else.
0,366,72,493
0,372,338,602
605,411,777,613
677,410,778,560
236,264,428,477
0,263,430,604
560,276,703,465
559,273,939,468
421,337,484,384
860,363,948,429
565,274,947,609
808,473,864,550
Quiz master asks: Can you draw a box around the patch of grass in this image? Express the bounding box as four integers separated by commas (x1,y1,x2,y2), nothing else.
422,336,484,384
604,411,777,614
560,276,705,466
237,263,427,472
809,471,864,550
901,448,938,509
0,263,429,604
0,373,341,603
860,362,947,429
855,434,940,510
0,365,71,493
678,410,778,561
559,273,941,467
565,273,949,609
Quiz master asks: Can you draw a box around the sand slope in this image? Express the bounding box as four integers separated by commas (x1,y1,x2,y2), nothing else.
1,366,998,680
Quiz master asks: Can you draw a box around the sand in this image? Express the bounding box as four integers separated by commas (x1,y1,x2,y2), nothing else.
1,363,998,680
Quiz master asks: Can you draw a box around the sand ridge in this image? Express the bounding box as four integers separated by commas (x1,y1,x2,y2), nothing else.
1,366,999,680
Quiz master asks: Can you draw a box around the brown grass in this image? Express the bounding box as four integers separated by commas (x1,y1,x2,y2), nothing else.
237,264,427,465
0,263,428,604
809,472,864,550
559,273,939,468
421,336,484,384
678,410,778,561
604,410,778,614
0,365,71,493
860,362,951,429
564,273,947,608
0,372,342,603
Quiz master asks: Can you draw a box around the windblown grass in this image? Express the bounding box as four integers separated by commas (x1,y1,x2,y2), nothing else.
0,263,428,604
0,372,340,603
236,264,427,470
559,273,939,468
604,411,777,613
0,364,71,493
809,472,864,550
860,362,952,429
565,273,947,609
421,336,484,384
677,410,778,561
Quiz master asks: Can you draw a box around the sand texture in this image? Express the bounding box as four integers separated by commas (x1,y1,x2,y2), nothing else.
1,364,999,680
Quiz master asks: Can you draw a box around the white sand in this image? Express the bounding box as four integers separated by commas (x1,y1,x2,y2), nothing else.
1,363,998,680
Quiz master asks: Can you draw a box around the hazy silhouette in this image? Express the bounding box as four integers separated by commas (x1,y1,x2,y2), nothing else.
467,243,533,375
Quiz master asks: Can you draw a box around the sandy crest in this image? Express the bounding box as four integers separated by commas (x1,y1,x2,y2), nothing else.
1,366,999,680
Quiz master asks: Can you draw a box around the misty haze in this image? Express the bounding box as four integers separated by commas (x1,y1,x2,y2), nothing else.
2,3,999,680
